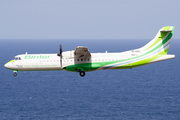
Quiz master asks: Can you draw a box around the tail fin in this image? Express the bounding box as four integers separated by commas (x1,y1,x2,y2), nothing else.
141,26,175,55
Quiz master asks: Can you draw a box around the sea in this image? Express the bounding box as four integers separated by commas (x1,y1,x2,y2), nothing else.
0,39,180,120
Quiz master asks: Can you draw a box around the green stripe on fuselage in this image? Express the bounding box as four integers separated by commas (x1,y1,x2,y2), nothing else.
114,48,169,69
65,36,171,72
65,62,104,72
64,29,173,72
5,60,16,65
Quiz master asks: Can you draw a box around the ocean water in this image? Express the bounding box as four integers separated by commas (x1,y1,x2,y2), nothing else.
0,39,180,120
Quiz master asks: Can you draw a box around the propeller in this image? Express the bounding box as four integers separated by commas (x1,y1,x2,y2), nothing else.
57,43,62,68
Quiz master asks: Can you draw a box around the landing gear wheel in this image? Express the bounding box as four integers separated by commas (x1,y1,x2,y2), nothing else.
14,72,17,77
79,71,85,77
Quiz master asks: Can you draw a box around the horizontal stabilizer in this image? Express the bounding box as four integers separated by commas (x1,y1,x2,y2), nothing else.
148,54,175,64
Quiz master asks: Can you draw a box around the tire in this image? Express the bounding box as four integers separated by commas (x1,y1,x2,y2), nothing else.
14,73,17,77
79,71,85,77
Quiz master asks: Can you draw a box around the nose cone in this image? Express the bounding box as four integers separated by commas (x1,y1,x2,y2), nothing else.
4,60,16,69
4,63,9,68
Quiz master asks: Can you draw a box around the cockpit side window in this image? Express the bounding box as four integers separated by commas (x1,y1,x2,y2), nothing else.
13,57,21,60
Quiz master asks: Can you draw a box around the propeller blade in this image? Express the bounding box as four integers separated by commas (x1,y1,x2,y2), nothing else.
60,43,62,55
59,43,62,68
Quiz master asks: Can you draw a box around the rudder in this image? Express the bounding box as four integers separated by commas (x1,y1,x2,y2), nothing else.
141,26,175,55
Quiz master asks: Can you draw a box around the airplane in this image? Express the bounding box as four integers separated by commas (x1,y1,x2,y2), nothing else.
4,26,175,77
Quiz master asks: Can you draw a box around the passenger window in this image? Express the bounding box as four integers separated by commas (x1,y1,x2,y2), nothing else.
77,59,79,61
19,57,21,60
84,58,86,61
81,59,83,61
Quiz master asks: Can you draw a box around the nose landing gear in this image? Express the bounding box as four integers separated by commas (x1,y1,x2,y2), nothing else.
13,72,17,77
13,70,18,77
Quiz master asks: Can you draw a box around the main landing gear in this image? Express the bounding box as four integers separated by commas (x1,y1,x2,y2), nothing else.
77,69,85,77
79,71,85,77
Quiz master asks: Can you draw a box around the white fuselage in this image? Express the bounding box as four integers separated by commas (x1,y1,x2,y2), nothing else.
5,50,133,71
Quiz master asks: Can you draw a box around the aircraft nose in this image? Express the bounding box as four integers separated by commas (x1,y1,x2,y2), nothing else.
4,63,9,68
4,60,18,69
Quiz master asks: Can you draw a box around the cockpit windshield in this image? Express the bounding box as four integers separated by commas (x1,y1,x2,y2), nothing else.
13,57,21,60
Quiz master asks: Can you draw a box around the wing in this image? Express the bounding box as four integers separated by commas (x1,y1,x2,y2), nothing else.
74,46,91,58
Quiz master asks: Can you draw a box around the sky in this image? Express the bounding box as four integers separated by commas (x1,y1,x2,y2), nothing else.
0,0,180,40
